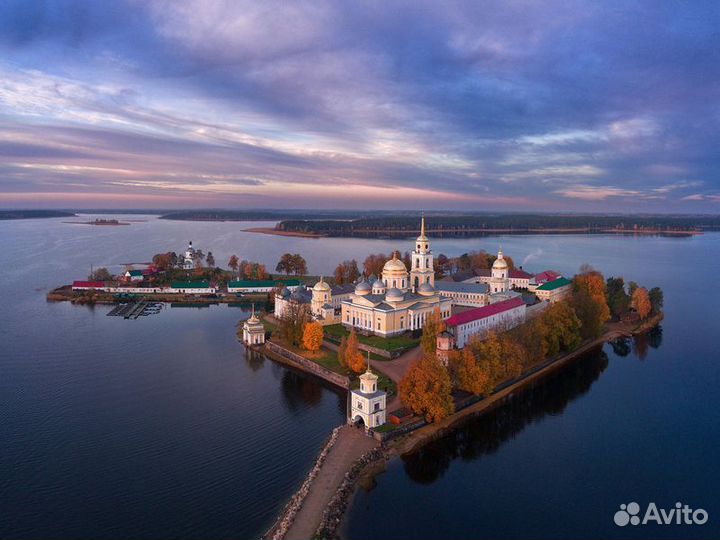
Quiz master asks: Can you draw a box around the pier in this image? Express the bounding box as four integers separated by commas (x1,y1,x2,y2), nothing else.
107,300,163,319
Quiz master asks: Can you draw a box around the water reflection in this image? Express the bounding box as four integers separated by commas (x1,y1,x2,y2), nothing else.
244,349,266,371
401,349,610,485
610,326,663,360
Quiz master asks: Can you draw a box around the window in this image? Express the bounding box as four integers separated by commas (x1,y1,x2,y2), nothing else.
357,401,363,410
374,402,380,411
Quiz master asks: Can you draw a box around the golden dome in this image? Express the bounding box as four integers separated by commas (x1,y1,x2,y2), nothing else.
382,252,407,274
313,276,331,292
492,249,508,270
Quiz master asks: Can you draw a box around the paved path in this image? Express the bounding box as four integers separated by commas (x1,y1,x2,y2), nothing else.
285,425,378,540
370,345,421,383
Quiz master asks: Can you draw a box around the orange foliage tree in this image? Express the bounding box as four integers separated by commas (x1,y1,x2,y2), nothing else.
399,354,454,422
632,287,652,320
302,321,324,352
343,328,366,373
420,308,446,355
572,270,611,339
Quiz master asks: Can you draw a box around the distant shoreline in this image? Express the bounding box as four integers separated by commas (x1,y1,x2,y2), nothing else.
243,227,324,238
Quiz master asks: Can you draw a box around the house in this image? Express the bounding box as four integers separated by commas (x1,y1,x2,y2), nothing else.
444,296,526,348
228,279,301,293
167,281,217,294
72,281,110,291
124,269,144,282
534,276,572,303
528,270,562,291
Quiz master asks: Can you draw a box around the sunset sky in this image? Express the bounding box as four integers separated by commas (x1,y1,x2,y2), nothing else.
1,0,719,211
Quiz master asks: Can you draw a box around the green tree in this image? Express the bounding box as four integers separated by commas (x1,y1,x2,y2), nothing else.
206,251,216,268
606,276,630,319
649,287,664,314
89,267,113,281
228,255,239,274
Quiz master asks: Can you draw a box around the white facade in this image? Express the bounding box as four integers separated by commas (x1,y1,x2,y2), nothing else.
242,306,266,345
349,368,386,429
410,216,434,291
447,298,526,348
183,241,195,270
489,248,510,294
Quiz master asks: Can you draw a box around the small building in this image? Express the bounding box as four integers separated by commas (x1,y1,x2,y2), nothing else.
528,270,562,291
124,269,144,282
72,280,110,291
242,305,265,346
183,241,196,270
168,281,216,294
435,281,489,307
228,279,301,293
436,330,456,364
348,363,387,430
534,276,572,303
444,296,526,348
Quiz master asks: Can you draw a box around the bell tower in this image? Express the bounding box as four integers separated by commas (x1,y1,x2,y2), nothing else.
410,215,434,291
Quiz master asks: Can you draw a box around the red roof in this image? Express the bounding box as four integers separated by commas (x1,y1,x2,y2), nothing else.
534,270,561,284
446,297,525,327
509,268,533,279
72,281,106,288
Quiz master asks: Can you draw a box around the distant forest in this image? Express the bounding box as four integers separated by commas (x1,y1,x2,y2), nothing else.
0,210,76,220
276,214,720,237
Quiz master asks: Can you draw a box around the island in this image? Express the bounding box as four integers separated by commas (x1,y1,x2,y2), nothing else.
0,210,76,220
47,218,665,540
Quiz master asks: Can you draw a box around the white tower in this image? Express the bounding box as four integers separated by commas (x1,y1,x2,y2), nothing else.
348,354,386,429
490,247,510,293
410,215,434,291
242,304,266,346
311,276,331,316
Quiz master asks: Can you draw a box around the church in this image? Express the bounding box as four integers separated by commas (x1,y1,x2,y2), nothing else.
340,218,453,337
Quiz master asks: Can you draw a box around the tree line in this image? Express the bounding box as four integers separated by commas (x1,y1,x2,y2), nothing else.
399,266,664,423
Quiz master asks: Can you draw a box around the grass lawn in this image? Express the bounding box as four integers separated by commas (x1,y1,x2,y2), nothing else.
374,423,399,433
324,324,419,352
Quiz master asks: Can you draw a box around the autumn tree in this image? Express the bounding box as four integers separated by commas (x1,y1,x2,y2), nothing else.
649,287,664,314
606,276,630,319
151,252,173,271
342,328,366,373
278,302,311,347
276,253,294,275
228,255,239,274
542,301,582,356
448,348,492,396
256,264,268,280
420,308,445,355
572,270,610,339
632,287,652,320
89,267,113,281
291,254,307,275
363,253,389,277
399,354,455,423
337,336,348,368
302,321,324,352
334,259,360,284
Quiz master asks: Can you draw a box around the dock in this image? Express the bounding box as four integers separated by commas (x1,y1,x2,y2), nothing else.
107,300,163,319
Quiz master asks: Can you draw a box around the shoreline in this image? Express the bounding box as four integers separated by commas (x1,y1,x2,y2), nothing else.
242,227,324,238
279,313,663,540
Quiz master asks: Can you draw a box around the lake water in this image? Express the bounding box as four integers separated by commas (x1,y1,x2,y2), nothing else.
1,215,718,539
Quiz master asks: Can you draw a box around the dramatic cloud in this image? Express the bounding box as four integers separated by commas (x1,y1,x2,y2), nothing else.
0,0,719,210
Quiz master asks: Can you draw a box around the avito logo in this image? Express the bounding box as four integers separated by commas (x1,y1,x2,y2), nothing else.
614,502,708,526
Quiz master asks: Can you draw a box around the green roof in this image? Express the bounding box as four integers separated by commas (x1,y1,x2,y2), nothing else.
228,279,301,288
536,277,572,291
171,281,211,288
128,270,143,276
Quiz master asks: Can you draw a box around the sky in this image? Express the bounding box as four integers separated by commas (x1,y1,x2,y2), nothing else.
1,0,719,212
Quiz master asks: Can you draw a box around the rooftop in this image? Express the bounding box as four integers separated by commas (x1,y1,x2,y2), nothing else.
445,297,525,327
535,276,572,291
436,281,489,294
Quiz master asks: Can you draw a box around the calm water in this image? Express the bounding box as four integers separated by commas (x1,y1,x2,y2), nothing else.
1,215,719,539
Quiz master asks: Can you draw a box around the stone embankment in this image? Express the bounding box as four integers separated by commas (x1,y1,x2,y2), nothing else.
264,341,350,389
264,427,341,540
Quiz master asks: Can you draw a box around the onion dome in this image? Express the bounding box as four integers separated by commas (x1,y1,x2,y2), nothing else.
382,252,407,273
313,276,331,292
386,287,404,302
417,282,435,296
372,278,386,294
355,280,371,296
492,248,508,270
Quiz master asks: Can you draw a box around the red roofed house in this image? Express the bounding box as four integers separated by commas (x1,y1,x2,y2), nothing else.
529,270,562,291
444,297,526,348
